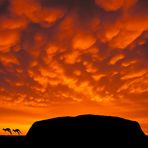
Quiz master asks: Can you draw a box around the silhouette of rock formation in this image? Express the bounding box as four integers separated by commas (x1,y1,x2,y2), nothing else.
26,114,147,147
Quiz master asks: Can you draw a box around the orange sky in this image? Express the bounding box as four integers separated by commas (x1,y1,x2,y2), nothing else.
0,0,148,135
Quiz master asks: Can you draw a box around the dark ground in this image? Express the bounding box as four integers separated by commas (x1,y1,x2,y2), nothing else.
0,135,147,147
0,135,26,146
0,115,148,147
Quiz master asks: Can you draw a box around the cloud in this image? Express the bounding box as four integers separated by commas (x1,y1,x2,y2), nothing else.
0,16,27,30
0,53,19,66
96,0,148,49
109,29,142,49
0,30,20,52
95,0,124,11
121,60,137,67
10,0,67,27
0,0,147,104
62,51,81,64
118,73,148,94
95,0,138,11
72,32,96,50
121,69,147,80
109,53,125,65
92,73,106,81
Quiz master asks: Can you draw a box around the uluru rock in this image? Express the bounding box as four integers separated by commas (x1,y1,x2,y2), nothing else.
26,114,147,147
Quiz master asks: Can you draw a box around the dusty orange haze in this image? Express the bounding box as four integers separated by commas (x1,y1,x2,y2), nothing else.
0,0,148,135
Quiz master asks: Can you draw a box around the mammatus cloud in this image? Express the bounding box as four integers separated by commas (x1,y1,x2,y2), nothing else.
0,0,148,133
95,0,140,13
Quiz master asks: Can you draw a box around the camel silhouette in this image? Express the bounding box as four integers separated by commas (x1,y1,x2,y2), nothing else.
2,128,12,134
13,129,21,135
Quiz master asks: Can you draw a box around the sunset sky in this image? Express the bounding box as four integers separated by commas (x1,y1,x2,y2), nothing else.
0,0,148,135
